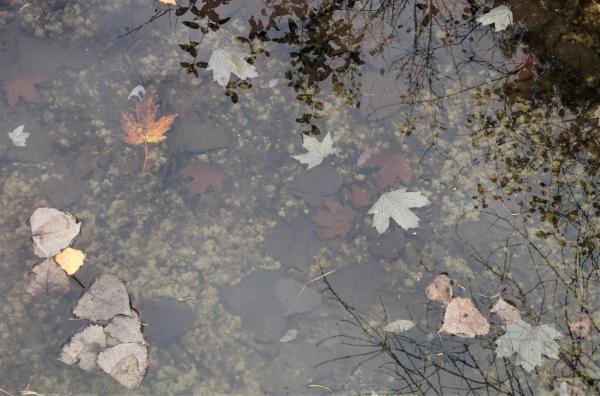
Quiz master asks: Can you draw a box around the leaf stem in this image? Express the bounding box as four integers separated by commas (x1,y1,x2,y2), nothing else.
142,140,148,175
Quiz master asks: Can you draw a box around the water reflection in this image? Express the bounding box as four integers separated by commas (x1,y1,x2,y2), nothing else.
0,0,598,394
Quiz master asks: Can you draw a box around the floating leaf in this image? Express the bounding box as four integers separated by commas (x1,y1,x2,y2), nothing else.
310,197,355,239
180,160,224,194
292,132,337,170
207,47,259,87
3,73,45,107
383,319,416,333
425,273,453,304
105,313,145,346
59,325,107,372
495,319,561,372
476,5,513,32
439,297,490,338
55,247,85,275
30,208,81,258
121,92,177,173
490,297,521,325
368,188,430,234
26,258,70,296
8,124,29,147
127,85,146,101
97,342,148,389
360,148,413,189
73,274,132,321
159,0,176,4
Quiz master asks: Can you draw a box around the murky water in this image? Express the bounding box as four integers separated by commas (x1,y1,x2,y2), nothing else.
0,0,599,395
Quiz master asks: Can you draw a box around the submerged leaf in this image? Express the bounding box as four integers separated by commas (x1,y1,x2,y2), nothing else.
569,314,591,339
30,208,81,257
495,319,562,372
310,197,355,239
8,124,29,147
180,160,224,194
59,325,107,372
207,47,258,87
73,274,132,321
55,247,85,275
292,132,337,170
3,73,45,107
368,188,430,234
26,258,70,296
439,297,490,338
360,148,413,189
97,342,148,389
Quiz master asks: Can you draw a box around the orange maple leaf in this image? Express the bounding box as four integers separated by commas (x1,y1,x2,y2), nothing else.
3,74,46,107
121,92,177,174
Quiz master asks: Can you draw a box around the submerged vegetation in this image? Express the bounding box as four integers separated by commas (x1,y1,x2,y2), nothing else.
0,0,598,394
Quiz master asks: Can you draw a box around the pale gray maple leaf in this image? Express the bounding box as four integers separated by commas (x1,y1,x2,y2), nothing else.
292,132,338,170
495,319,562,372
8,124,29,147
368,188,430,234
207,47,258,87
476,5,513,32
127,85,146,101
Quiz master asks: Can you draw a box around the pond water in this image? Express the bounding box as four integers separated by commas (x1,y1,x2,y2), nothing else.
0,0,599,395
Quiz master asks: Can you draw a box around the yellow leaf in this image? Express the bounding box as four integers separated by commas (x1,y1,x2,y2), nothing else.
55,248,85,275
159,0,176,5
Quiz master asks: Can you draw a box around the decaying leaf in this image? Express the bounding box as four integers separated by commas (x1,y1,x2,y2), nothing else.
180,160,224,194
26,258,70,296
207,47,259,87
310,197,355,239
383,319,416,333
104,312,145,346
30,208,81,258
569,314,591,339
8,124,29,147
55,247,85,275
360,148,413,189
121,92,177,173
495,319,562,372
348,185,373,208
3,73,46,107
439,297,490,338
292,132,338,170
425,273,453,304
59,325,107,372
97,342,148,389
490,297,521,325
279,328,298,343
73,274,132,321
368,188,430,234
476,5,513,32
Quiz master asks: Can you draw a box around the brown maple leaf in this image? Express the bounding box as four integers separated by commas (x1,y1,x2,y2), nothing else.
347,185,374,208
180,160,224,194
360,148,413,189
121,92,177,174
310,197,355,239
3,73,46,107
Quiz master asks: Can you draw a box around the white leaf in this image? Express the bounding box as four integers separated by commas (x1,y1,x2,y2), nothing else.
30,208,81,257
207,47,258,88
127,85,146,101
383,319,415,333
368,188,430,234
8,124,29,147
476,5,513,32
292,132,338,170
494,319,562,372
